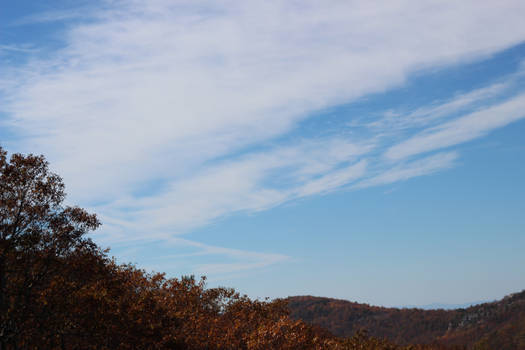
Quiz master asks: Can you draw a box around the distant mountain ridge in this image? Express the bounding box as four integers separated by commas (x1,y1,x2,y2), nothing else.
287,290,525,349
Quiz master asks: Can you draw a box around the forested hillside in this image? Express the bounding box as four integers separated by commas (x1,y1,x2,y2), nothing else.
288,291,525,349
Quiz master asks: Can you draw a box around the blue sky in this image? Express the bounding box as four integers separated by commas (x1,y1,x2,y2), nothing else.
1,0,524,307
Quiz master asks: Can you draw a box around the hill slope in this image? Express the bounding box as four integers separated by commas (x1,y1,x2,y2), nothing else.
287,290,525,349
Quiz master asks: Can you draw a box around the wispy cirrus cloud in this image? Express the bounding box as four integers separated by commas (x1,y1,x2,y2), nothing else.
1,0,525,276
369,82,512,132
0,44,38,54
11,9,95,26
385,93,525,161
357,152,458,189
150,237,290,277
110,237,289,279
94,138,371,244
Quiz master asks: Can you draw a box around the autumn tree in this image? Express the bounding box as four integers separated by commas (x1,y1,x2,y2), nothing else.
0,148,99,349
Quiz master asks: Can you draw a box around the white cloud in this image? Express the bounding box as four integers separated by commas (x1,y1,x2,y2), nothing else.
110,237,289,277
2,0,525,274
93,138,371,244
357,152,458,188
0,44,38,54
162,238,290,276
296,161,367,197
11,8,96,26
369,82,511,131
385,93,525,160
